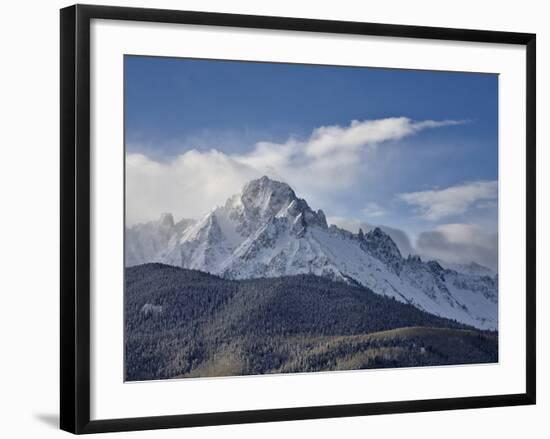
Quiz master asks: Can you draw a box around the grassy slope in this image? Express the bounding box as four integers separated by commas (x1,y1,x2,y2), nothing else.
182,327,498,378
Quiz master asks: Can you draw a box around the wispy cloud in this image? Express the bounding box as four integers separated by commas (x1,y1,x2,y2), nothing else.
416,223,498,271
361,202,388,218
125,151,258,225
398,180,497,221
237,118,466,191
302,118,466,159
127,117,462,224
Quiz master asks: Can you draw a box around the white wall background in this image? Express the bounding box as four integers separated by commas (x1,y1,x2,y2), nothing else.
0,0,546,437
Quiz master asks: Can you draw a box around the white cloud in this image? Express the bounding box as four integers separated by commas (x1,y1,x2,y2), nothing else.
125,151,259,225
361,202,388,218
399,180,498,220
236,118,465,194
415,223,498,271
126,117,464,224
304,118,465,158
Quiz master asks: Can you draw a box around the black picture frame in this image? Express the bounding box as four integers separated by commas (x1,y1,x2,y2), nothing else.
60,4,536,434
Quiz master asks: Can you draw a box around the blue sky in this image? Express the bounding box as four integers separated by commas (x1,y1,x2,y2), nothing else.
125,55,499,269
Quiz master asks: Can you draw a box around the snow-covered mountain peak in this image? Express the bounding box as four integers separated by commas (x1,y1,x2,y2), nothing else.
240,176,297,218
226,176,328,232
426,260,445,274
364,227,401,256
125,177,498,330
158,212,175,228
125,213,195,267
361,227,403,273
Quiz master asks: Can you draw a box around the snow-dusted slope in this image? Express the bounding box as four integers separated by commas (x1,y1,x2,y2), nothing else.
126,176,498,330
125,214,195,266
441,261,497,278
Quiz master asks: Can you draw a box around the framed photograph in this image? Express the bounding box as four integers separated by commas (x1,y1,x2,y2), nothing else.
60,4,536,434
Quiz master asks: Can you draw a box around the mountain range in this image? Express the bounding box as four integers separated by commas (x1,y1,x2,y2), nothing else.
126,176,498,330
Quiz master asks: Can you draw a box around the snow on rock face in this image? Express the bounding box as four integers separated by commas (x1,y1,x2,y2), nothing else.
125,214,195,266
141,303,163,317
159,212,175,228
125,176,498,330
361,227,403,274
241,176,297,221
441,261,497,278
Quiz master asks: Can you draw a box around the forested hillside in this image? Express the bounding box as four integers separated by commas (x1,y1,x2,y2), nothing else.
125,263,497,381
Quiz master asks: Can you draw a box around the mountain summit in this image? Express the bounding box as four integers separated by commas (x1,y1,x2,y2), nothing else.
225,176,328,234
239,176,300,220
126,176,497,330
